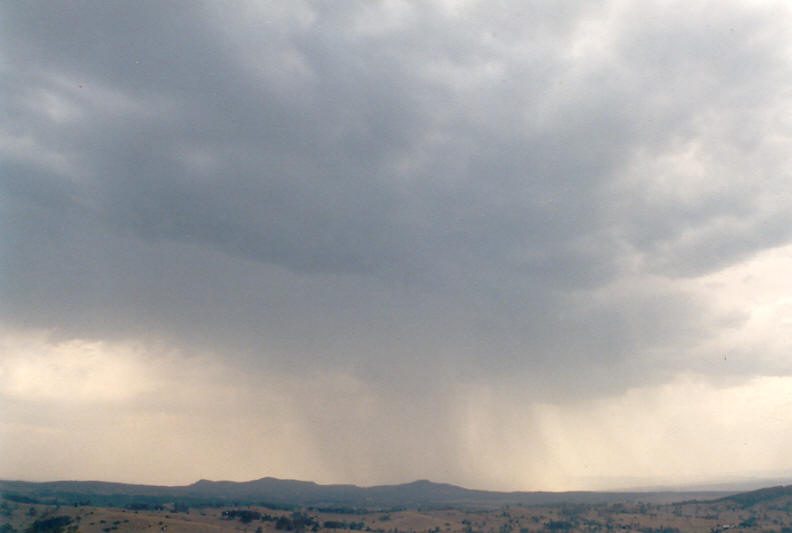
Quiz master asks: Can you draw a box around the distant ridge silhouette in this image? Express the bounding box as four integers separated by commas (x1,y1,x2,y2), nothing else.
0,477,739,508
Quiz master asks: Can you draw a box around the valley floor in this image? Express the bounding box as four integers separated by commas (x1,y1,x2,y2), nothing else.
3,495,792,533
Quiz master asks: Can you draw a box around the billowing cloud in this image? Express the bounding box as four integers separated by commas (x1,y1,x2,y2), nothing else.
2,0,792,489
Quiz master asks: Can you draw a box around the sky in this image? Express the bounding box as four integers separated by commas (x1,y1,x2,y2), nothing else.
2,0,792,492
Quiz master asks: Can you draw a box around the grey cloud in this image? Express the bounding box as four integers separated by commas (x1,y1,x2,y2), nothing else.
3,0,792,401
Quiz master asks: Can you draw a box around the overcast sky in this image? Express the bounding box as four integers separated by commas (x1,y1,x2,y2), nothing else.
3,0,792,491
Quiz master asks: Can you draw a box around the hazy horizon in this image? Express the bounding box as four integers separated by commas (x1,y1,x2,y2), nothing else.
3,0,792,492
5,472,792,495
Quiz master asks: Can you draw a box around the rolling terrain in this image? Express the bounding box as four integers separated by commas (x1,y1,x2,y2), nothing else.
0,478,732,510
3,483,792,533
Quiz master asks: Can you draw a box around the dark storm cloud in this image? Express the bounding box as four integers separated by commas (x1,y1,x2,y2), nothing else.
3,0,792,397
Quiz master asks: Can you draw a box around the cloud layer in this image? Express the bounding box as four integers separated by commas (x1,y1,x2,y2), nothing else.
3,0,792,489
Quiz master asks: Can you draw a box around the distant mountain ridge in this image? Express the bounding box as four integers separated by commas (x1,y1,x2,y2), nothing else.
0,477,737,508
716,484,792,507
